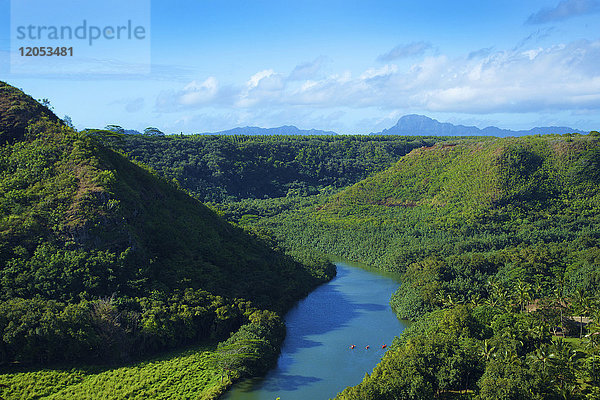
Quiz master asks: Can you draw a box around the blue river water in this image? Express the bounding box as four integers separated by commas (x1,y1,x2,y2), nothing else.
222,261,407,400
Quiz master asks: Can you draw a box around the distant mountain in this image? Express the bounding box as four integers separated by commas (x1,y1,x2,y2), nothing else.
374,114,586,137
206,125,337,136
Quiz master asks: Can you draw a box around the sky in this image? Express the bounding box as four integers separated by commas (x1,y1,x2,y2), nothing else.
0,0,599,134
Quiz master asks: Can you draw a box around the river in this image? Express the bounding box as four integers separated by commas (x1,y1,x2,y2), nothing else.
222,261,407,400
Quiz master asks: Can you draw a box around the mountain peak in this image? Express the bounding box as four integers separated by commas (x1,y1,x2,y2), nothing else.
396,114,435,124
376,114,585,137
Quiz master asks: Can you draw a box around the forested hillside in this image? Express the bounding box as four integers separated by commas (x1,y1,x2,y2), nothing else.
4,78,599,398
102,122,600,398
99,133,450,201
0,80,333,384
244,135,600,399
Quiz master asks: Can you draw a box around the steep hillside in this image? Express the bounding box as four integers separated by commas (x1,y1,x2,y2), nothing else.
322,135,600,224
0,83,333,366
329,139,600,400
244,135,600,288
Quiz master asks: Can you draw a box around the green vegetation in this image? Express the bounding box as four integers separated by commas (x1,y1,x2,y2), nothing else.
0,344,226,400
100,132,450,202
0,311,284,399
2,79,600,398
336,304,600,400
0,83,59,144
210,135,600,399
0,81,334,396
97,122,600,398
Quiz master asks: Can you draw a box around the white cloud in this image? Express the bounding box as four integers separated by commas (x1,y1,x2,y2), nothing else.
247,70,276,89
156,76,220,111
360,64,398,80
179,77,219,105
156,38,600,118
237,69,285,107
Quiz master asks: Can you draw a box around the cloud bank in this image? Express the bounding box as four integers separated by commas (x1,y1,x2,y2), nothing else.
156,38,600,117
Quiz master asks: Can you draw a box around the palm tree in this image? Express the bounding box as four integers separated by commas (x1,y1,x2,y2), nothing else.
442,294,460,308
584,309,600,350
502,349,521,365
528,346,551,374
479,340,496,362
496,288,512,312
528,323,549,347
553,283,567,336
484,296,499,309
515,280,532,312
548,339,579,395
571,289,590,339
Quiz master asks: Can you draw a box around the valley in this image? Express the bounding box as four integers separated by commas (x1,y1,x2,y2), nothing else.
1,81,600,399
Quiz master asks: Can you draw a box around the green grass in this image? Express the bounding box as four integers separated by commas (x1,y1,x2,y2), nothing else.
0,343,231,400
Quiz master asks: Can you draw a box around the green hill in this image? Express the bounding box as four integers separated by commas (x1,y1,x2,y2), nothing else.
322,136,600,220
0,81,333,367
255,135,599,273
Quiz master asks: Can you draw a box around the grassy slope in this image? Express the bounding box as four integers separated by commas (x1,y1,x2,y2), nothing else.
320,136,600,222
0,344,228,400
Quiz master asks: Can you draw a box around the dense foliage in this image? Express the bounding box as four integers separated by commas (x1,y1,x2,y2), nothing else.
101,127,600,397
209,135,600,398
0,84,334,369
0,311,284,400
336,305,600,400
99,133,449,202
3,80,600,398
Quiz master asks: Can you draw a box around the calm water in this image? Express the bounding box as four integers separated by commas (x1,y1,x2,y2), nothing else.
222,261,407,400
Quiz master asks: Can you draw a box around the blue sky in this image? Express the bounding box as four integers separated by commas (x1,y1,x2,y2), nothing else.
1,0,599,133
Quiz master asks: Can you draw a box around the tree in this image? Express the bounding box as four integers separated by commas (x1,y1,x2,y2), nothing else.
571,289,591,338
547,339,580,397
515,281,532,313
479,340,496,362
38,98,53,109
528,346,552,375
553,278,568,336
478,356,534,400
105,124,125,134
63,115,75,129
144,127,164,136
